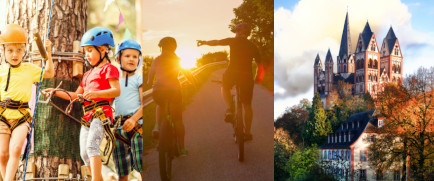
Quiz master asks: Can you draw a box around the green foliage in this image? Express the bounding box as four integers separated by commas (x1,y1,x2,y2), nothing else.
274,128,296,181
285,147,319,181
142,55,155,90
230,0,273,63
196,51,228,67
303,93,331,146
88,0,136,44
326,81,375,132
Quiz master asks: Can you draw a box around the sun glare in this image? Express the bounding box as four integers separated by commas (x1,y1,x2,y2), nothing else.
176,46,200,69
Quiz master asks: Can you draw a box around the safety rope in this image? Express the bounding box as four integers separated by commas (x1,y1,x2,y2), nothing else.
22,0,53,179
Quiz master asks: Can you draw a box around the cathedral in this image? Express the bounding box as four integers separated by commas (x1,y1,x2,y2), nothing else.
314,12,403,104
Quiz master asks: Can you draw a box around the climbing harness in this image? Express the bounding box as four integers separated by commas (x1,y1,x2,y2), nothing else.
80,100,115,165
113,115,143,147
0,99,32,132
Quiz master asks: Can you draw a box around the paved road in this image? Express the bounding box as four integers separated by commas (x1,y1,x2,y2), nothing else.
142,69,273,181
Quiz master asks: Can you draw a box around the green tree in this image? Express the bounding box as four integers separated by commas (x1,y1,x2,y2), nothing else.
303,93,331,146
274,128,296,181
196,51,228,67
285,147,317,180
284,147,337,181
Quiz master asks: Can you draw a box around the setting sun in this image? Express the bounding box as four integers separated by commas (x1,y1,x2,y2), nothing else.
176,46,201,69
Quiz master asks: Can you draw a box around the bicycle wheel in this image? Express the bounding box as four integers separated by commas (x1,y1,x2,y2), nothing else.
158,120,174,181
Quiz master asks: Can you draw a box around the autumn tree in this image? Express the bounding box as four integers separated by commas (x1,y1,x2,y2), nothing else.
274,99,310,145
368,67,434,181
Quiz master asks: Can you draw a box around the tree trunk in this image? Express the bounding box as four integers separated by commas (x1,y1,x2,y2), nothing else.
6,0,87,178
401,136,407,181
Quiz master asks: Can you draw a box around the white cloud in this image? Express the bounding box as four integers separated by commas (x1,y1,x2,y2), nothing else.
157,0,183,5
274,0,434,117
141,30,181,41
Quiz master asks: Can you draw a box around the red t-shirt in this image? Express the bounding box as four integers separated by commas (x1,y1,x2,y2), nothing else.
79,63,119,122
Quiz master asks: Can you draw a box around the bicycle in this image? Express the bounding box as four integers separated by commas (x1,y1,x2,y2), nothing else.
158,101,179,181
212,80,244,162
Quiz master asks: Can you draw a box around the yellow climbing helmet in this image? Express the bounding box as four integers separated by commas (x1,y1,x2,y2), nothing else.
0,24,27,45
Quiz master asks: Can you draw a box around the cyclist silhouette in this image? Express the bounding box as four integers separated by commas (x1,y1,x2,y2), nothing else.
197,23,264,141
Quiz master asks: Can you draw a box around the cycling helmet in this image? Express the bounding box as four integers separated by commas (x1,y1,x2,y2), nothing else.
231,23,251,34
158,37,177,51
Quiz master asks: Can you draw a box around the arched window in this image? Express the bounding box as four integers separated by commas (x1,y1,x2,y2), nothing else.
344,65,347,72
374,60,378,69
344,59,347,63
369,59,373,68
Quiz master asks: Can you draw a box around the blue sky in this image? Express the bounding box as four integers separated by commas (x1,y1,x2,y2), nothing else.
274,0,434,119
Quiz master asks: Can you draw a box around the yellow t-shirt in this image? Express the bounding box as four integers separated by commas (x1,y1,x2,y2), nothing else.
0,63,44,119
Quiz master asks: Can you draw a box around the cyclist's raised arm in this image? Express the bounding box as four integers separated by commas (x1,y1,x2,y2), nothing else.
197,38,232,46
147,58,157,87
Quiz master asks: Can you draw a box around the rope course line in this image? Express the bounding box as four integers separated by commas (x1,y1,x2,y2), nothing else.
22,0,54,180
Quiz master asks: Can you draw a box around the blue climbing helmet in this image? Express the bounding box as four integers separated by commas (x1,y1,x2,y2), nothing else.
80,27,115,47
115,39,142,68
115,39,141,55
81,27,115,67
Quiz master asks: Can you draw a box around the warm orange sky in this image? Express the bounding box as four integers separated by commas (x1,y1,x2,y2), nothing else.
140,0,243,68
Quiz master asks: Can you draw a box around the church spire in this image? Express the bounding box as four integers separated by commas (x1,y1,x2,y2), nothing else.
338,11,352,59
325,48,333,63
314,53,321,66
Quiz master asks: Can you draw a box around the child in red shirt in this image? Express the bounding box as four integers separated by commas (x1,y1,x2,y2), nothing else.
44,27,120,180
